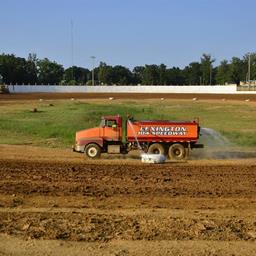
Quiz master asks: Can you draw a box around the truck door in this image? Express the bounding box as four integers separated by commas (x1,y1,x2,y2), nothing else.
103,119,119,141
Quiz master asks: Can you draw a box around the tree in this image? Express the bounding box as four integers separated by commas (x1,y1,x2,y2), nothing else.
25,53,38,84
215,60,230,85
166,67,185,85
132,66,145,85
112,65,133,85
37,58,64,84
229,57,244,85
98,62,114,85
159,64,168,85
64,66,90,85
200,54,215,85
1,51,255,86
142,65,159,85
183,62,202,85
0,54,32,84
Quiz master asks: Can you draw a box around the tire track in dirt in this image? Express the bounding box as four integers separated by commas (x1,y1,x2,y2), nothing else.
1,92,256,101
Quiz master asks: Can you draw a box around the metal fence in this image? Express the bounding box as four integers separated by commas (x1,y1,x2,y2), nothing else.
237,85,256,91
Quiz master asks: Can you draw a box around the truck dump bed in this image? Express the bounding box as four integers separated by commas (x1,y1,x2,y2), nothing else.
127,120,199,142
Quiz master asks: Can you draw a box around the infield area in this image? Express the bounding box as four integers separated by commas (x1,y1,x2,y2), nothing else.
0,93,256,255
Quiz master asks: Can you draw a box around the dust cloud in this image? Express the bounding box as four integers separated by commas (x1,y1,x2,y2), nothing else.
192,128,256,159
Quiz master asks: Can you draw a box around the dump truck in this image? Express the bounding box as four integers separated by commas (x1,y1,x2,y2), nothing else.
73,115,203,160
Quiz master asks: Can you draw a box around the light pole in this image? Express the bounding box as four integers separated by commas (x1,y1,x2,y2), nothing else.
91,56,96,86
248,53,251,89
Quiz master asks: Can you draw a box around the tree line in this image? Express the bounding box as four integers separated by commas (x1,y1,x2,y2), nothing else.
0,52,255,85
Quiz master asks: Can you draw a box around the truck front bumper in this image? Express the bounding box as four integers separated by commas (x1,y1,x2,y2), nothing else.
72,144,84,152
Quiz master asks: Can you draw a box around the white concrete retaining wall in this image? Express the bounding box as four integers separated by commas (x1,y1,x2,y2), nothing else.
7,85,243,94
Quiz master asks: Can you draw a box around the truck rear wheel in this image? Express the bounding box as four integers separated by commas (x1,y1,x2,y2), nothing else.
85,143,101,159
168,143,186,160
148,143,165,155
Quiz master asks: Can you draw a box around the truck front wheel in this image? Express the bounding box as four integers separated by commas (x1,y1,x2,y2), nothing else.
168,143,186,160
147,143,165,155
85,143,101,159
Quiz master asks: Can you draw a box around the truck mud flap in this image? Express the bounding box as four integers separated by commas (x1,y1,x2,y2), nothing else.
192,144,204,149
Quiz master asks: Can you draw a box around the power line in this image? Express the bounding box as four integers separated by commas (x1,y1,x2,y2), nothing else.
71,19,74,81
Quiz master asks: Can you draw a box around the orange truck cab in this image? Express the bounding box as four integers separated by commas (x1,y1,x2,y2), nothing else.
73,115,203,160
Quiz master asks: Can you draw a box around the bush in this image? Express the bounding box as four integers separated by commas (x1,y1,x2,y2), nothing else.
0,85,9,94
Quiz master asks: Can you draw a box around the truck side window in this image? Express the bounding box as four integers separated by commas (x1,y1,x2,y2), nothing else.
106,120,117,128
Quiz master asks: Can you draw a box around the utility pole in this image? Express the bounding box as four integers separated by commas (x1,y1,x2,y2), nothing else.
91,56,96,86
209,65,212,85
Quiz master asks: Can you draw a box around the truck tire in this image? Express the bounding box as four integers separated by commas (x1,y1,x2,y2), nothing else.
168,143,186,160
148,143,165,155
85,143,101,159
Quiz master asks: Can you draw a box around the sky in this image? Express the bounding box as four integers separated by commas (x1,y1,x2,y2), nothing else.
0,0,255,69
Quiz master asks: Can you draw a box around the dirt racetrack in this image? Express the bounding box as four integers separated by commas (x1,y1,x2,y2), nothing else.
1,92,256,101
0,92,256,255
0,145,256,255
